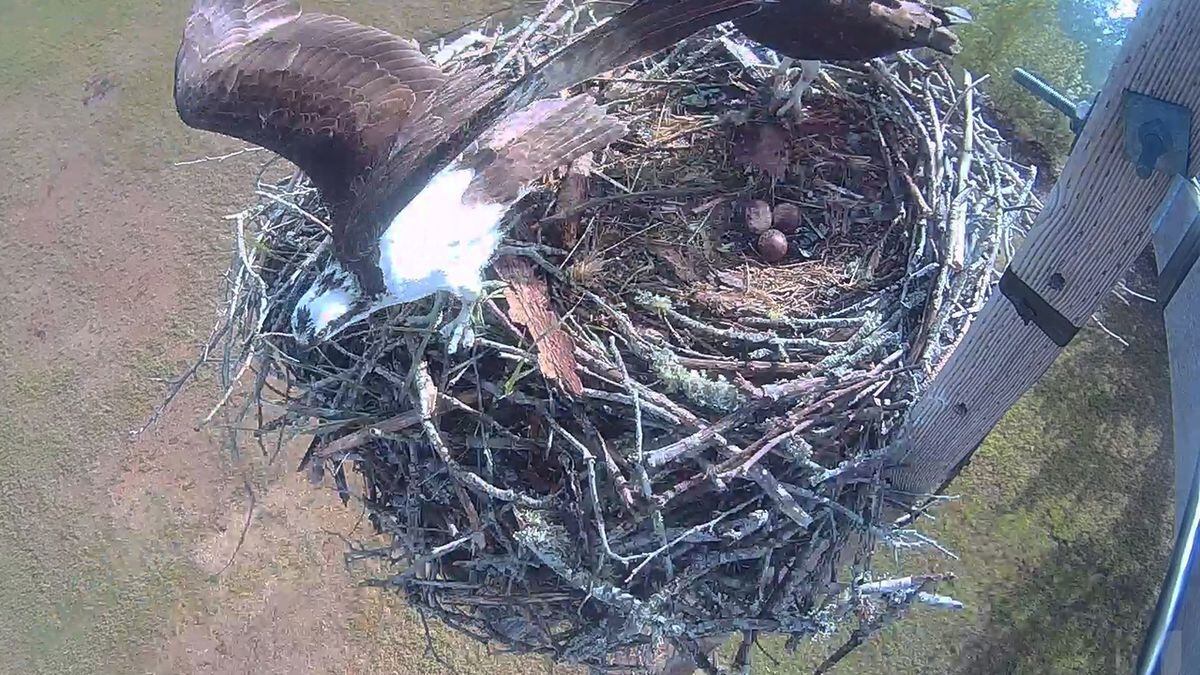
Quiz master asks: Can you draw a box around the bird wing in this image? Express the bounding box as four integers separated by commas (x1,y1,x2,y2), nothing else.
519,0,771,98
174,0,446,203
460,94,628,207
736,0,967,61
335,75,628,297
332,0,770,286
889,0,969,54
333,65,510,288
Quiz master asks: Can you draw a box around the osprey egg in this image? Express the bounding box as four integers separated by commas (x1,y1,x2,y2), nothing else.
773,202,801,234
758,229,788,262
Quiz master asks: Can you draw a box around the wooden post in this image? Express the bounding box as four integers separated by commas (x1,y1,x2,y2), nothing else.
888,0,1200,497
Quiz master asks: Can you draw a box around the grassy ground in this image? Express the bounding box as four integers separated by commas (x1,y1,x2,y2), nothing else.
0,2,553,673
0,2,1174,674
764,261,1174,674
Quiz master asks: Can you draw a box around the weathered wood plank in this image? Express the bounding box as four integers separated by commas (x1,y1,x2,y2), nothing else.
889,0,1200,497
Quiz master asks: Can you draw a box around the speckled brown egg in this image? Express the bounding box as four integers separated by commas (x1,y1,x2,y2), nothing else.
758,229,788,263
773,202,801,234
741,199,773,234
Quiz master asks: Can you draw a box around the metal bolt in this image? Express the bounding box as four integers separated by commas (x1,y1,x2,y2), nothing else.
1137,120,1169,179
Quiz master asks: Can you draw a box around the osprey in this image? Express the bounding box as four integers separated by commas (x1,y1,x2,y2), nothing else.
173,0,769,351
174,0,966,350
733,1,972,121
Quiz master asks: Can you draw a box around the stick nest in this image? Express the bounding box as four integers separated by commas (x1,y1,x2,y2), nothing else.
167,7,1042,672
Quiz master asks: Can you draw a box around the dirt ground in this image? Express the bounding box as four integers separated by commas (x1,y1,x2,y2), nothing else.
0,1,557,673
0,1,1175,674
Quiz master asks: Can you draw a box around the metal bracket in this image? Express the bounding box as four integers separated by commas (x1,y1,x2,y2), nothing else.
1123,91,1192,179
998,267,1080,348
1158,211,1200,306
1151,176,1200,307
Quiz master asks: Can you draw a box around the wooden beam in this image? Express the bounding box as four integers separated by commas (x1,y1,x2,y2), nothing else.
888,0,1200,497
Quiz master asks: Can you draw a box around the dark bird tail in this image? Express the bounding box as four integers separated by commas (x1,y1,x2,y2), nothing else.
508,0,769,106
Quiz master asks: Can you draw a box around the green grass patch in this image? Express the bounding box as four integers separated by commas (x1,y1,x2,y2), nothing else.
0,0,143,94
954,0,1090,166
756,292,1173,674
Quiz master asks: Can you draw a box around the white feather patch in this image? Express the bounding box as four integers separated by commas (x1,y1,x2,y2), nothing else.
291,259,362,341
291,161,513,342
378,165,509,300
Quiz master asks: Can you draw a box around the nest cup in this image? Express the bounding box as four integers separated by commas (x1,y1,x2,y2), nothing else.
179,6,1042,672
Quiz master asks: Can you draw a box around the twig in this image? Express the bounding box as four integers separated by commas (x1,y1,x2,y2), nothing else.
174,146,263,166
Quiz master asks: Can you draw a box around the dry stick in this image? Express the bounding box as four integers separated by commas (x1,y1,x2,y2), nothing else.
200,213,279,430
133,207,266,437
553,153,592,249
673,355,814,376
580,412,639,512
253,189,333,234
494,0,564,71
215,476,257,576
389,534,478,583
920,75,979,373
164,21,1016,669
174,145,263,166
945,69,975,272
644,375,825,468
539,185,720,225
812,576,941,675
581,387,680,424
544,416,639,564
635,292,836,352
611,339,674,579
313,397,463,459
412,361,550,508
716,379,878,480
580,344,814,529
623,505,743,584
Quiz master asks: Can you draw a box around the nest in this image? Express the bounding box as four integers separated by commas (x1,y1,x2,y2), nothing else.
164,5,1042,672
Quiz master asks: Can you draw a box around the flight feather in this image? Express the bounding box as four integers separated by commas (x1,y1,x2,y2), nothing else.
173,0,445,203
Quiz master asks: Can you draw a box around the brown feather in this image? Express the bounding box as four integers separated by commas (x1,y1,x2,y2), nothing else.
175,0,762,296
522,0,770,97
462,95,628,206
735,0,965,61
334,66,511,287
332,0,770,287
337,87,626,295
174,0,444,203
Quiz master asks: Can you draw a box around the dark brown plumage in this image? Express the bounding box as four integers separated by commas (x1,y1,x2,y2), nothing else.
174,0,778,345
174,1,446,206
735,0,969,62
175,0,967,345
731,1,970,122
174,0,966,238
520,0,772,97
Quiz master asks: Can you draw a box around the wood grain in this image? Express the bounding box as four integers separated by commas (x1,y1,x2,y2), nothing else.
495,256,585,396
889,0,1200,496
